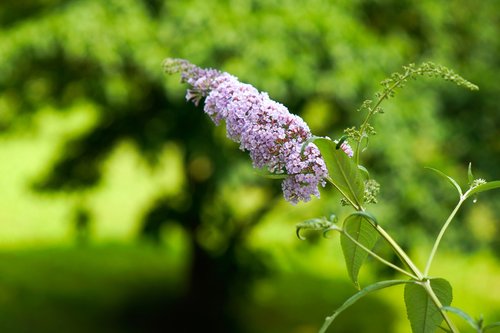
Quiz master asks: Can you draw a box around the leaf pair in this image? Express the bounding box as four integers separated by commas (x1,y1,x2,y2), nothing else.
334,210,455,333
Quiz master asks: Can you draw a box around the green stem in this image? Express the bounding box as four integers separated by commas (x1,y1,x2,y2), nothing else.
329,131,467,332
370,220,459,333
354,75,411,165
341,228,417,279
349,207,461,333
354,65,448,165
326,177,361,210
328,165,423,278
367,220,424,280
424,197,466,276
422,280,460,333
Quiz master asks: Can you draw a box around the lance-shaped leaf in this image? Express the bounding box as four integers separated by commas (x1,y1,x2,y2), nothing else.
319,280,410,333
404,278,453,333
467,163,475,186
442,306,479,331
425,167,462,197
308,137,365,209
340,213,379,288
466,181,500,198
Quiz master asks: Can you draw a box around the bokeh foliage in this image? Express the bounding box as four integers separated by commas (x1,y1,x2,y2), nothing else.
0,0,499,332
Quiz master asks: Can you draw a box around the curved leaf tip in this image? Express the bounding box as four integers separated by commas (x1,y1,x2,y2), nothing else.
425,167,463,197
296,217,339,240
319,280,410,333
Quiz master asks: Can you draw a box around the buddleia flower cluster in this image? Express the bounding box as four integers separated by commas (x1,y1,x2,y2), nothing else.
164,58,353,204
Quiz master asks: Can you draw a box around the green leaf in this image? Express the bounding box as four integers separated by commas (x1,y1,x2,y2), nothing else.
467,181,500,198
310,137,365,209
340,213,379,288
319,280,410,333
358,165,370,179
467,163,474,186
425,167,463,197
404,279,453,333
484,321,500,332
442,306,479,330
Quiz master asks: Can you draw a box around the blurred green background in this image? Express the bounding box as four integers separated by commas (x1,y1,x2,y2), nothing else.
0,0,499,332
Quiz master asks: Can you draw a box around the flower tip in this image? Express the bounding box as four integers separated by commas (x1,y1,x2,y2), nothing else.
338,142,354,158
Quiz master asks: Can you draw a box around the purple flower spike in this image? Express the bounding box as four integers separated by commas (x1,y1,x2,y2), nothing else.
166,58,344,204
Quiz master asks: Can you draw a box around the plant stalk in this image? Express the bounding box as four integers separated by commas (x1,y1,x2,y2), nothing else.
372,223,459,333
355,207,463,332
422,280,460,333
364,219,424,280
341,228,417,279
424,197,466,276
354,72,412,165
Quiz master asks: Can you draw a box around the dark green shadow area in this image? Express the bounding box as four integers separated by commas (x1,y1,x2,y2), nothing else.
0,244,399,333
0,244,184,333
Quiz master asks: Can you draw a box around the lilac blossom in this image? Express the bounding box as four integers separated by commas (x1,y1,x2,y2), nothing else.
165,58,352,204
